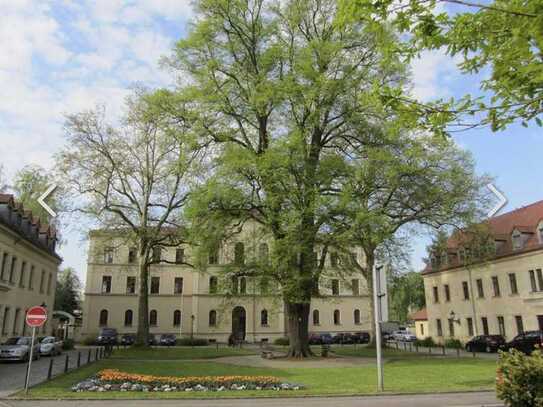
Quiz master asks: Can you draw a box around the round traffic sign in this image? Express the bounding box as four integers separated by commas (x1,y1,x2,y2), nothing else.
26,306,47,327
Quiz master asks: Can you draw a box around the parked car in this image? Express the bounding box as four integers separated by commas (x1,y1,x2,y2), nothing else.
39,336,63,356
0,336,40,362
309,332,334,345
159,334,177,346
392,331,416,342
465,335,505,353
96,328,118,346
502,330,543,354
120,334,136,346
352,331,371,344
333,333,354,344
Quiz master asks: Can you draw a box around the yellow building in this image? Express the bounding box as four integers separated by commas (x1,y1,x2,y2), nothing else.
423,200,543,343
410,309,428,340
81,224,371,343
0,194,61,341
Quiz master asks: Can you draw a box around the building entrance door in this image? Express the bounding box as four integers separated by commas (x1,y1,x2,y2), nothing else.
537,315,543,331
232,306,246,342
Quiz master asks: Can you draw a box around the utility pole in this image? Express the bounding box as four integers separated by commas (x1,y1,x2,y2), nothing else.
373,264,386,392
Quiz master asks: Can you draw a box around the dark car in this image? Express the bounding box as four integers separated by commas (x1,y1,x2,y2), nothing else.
159,334,176,346
352,331,371,344
503,331,543,354
96,328,118,346
333,333,354,344
465,335,505,353
309,333,333,345
120,334,135,346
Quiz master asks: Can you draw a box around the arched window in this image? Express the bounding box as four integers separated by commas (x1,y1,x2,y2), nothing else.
124,310,133,326
312,309,320,325
261,309,269,326
259,243,269,263
99,309,108,326
239,277,247,294
149,310,158,326
209,310,217,326
333,309,341,325
173,310,181,326
234,242,245,265
209,276,218,294
354,309,361,325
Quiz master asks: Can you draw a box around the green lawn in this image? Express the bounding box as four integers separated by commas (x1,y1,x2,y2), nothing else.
110,346,256,360
21,350,498,399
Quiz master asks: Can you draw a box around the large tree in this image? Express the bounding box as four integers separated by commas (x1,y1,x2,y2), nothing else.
340,0,543,131
389,272,425,323
58,95,204,346
157,0,470,357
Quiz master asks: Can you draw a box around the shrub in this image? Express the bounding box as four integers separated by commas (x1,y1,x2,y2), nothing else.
273,337,289,346
445,339,463,349
176,337,208,346
62,338,75,350
497,349,543,407
82,336,96,346
415,337,436,347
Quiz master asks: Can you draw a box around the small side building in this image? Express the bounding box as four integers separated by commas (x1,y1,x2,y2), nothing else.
410,308,428,340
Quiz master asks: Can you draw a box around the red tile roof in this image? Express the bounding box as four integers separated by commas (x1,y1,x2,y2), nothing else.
409,308,427,321
423,199,543,274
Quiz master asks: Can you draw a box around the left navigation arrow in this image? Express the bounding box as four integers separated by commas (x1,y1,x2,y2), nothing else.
37,184,57,217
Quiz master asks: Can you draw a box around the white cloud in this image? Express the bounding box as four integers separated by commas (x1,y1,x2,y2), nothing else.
0,1,193,279
410,50,460,101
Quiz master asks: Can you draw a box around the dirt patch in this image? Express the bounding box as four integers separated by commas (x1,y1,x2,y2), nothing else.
214,354,375,369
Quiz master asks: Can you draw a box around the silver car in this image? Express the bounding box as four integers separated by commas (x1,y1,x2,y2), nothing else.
0,336,40,362
39,336,63,356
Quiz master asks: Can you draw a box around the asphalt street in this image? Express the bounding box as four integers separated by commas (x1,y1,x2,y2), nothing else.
0,348,100,398
0,391,502,407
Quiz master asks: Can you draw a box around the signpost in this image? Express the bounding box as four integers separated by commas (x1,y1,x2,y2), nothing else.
373,264,388,392
24,306,47,394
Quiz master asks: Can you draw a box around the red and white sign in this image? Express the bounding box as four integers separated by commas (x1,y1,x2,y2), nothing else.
26,306,47,327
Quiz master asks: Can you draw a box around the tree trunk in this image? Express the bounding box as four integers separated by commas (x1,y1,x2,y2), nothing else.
135,245,150,347
285,302,313,358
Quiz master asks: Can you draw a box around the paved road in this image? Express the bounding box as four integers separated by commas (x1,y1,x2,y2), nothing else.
0,348,100,398
0,391,502,407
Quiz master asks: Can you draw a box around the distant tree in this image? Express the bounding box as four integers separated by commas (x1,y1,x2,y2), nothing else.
424,229,450,271
57,94,205,346
12,164,61,224
0,165,7,193
389,272,425,323
54,268,82,315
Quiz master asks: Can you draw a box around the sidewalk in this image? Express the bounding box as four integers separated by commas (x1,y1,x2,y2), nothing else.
0,391,502,407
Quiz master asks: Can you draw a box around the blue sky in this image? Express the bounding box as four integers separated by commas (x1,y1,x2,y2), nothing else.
0,1,541,283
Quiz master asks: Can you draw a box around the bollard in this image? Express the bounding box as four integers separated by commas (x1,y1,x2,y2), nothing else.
95,348,99,361
442,345,446,355
403,342,407,351
47,358,54,380
64,354,69,373
77,351,81,368
456,347,460,358
216,342,219,351
429,346,432,354
396,341,399,350
415,344,419,353
87,349,91,363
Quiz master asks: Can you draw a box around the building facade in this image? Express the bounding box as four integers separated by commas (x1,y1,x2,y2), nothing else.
0,194,61,342
81,224,371,343
423,200,543,343
409,308,428,340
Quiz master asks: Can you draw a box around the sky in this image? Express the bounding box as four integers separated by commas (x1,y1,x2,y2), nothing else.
0,0,541,283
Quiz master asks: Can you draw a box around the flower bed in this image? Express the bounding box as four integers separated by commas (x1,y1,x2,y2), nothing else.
71,369,303,393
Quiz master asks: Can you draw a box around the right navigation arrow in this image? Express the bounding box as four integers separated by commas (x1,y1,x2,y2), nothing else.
487,183,507,218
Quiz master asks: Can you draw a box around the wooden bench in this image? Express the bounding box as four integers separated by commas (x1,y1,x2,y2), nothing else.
261,350,274,359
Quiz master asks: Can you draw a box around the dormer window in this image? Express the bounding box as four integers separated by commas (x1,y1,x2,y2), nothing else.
538,222,543,244
512,230,522,250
